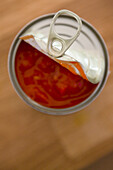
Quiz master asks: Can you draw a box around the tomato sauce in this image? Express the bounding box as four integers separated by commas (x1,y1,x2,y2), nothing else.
15,41,98,108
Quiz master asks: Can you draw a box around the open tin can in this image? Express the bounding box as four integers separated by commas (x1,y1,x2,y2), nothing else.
8,11,109,115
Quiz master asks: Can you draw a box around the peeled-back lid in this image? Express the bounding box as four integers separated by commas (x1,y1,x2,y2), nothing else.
20,10,105,84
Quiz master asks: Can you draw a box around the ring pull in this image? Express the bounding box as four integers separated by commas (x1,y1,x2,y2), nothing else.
47,9,82,58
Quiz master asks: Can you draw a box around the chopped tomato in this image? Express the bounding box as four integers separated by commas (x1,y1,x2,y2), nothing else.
15,41,98,108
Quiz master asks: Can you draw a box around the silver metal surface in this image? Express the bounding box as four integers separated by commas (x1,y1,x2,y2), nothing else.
47,9,82,57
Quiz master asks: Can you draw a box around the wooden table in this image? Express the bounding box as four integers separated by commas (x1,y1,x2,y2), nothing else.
0,0,113,169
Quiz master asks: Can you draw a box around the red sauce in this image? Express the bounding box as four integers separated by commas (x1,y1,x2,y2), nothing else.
15,41,98,108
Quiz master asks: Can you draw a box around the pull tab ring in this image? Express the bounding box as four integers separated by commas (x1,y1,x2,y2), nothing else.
47,9,82,58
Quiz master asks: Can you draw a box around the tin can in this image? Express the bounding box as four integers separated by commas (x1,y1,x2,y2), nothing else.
8,12,109,115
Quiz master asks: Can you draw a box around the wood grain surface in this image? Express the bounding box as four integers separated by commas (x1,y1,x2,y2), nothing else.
0,0,113,169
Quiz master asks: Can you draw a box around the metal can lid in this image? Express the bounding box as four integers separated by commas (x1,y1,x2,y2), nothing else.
20,10,108,84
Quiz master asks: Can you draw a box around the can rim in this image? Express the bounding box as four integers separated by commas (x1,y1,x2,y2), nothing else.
8,13,109,115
